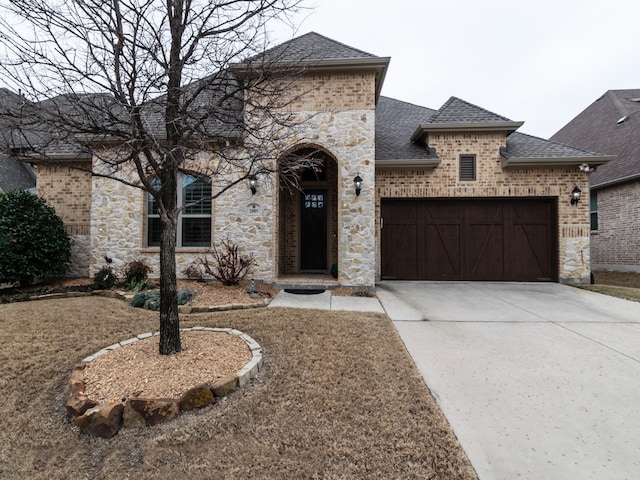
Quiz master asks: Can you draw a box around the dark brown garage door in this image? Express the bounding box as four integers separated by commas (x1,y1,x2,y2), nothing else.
381,198,557,281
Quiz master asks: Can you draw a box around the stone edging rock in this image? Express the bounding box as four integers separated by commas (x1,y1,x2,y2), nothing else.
65,327,263,438
26,289,270,313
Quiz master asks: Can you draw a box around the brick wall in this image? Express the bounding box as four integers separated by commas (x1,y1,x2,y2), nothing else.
36,162,92,276
591,181,640,270
278,72,376,112
36,162,92,232
375,132,592,283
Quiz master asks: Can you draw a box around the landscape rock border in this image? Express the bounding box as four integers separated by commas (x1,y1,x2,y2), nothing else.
22,289,270,313
65,327,263,438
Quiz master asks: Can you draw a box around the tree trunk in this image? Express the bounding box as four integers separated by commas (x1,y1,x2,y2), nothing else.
158,174,181,355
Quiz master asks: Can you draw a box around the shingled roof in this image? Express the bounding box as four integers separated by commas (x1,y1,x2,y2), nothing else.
246,31,379,64
375,96,438,166
410,97,523,142
427,96,512,124
501,132,612,167
551,89,640,188
376,95,612,168
240,32,389,102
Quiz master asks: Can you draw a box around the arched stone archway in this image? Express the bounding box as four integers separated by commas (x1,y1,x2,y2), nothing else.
277,145,339,278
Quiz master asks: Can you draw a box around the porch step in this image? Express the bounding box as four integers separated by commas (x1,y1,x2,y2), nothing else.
274,282,338,291
274,274,338,291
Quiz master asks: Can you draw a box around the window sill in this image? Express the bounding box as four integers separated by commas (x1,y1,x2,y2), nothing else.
140,247,212,254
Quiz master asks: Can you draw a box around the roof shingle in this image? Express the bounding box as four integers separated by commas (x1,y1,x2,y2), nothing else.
247,32,379,64
427,96,513,124
375,96,436,161
503,132,608,160
551,89,640,187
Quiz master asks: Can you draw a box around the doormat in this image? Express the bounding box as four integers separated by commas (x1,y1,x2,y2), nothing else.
284,289,325,295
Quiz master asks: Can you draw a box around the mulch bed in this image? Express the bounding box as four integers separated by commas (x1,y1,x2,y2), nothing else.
0,297,476,479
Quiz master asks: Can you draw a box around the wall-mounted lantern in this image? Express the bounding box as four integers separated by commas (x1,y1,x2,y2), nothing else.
570,186,581,205
354,174,363,196
249,176,257,195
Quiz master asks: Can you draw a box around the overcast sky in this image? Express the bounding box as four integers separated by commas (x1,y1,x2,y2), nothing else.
271,0,640,139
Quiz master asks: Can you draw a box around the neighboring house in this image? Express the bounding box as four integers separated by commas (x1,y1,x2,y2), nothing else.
0,154,36,193
6,32,612,285
0,89,37,193
551,89,640,273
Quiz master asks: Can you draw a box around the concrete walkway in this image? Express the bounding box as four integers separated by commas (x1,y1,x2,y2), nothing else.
377,282,640,480
269,289,385,313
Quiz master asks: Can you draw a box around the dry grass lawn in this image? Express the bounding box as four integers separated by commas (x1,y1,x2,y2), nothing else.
579,270,640,302
0,297,476,479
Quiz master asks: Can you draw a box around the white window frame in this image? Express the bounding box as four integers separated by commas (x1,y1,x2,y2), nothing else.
146,173,212,248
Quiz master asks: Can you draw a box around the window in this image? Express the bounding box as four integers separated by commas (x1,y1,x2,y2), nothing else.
147,174,212,247
459,155,476,181
590,190,598,231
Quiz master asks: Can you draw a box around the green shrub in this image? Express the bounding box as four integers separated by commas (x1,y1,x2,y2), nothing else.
0,190,70,286
131,289,196,310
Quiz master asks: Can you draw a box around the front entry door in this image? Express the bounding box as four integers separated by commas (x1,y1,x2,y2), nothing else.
300,189,327,270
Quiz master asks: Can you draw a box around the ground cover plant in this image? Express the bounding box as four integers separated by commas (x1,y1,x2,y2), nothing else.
0,297,476,479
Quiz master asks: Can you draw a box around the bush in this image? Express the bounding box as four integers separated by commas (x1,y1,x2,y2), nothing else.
93,266,117,289
195,237,257,286
182,263,204,281
123,259,152,290
131,289,195,310
0,190,70,286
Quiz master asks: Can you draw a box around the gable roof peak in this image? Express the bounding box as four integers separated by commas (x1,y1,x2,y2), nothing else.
244,31,380,64
410,96,523,142
428,96,514,124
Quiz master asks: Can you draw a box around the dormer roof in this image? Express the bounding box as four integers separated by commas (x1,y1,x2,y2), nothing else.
410,97,523,142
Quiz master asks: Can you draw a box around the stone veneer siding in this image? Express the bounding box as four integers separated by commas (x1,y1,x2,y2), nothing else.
591,181,640,272
36,162,92,277
89,71,377,287
375,132,592,284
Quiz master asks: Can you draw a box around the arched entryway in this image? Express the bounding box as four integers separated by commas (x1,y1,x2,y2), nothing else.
277,146,338,278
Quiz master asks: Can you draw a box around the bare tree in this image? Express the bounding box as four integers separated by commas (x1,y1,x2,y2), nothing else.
0,0,316,354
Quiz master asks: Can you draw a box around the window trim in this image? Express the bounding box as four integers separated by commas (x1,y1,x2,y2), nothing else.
459,154,476,181
146,174,212,248
590,190,598,231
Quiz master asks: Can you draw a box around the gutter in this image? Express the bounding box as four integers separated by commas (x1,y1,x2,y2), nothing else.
411,121,524,142
591,171,640,190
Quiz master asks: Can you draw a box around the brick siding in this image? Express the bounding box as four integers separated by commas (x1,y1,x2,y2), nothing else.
36,162,92,233
281,73,376,112
375,132,591,282
591,181,640,269
35,162,92,276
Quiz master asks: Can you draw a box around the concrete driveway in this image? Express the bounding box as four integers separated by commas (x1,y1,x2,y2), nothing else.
377,282,640,480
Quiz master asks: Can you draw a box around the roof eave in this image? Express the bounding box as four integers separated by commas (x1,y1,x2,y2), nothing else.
501,155,615,169
591,172,640,190
375,157,441,170
410,121,524,142
16,151,92,163
233,57,391,102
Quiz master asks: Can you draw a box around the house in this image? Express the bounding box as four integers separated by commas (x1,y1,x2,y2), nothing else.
551,90,640,273
9,32,612,285
0,154,36,193
0,89,37,193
